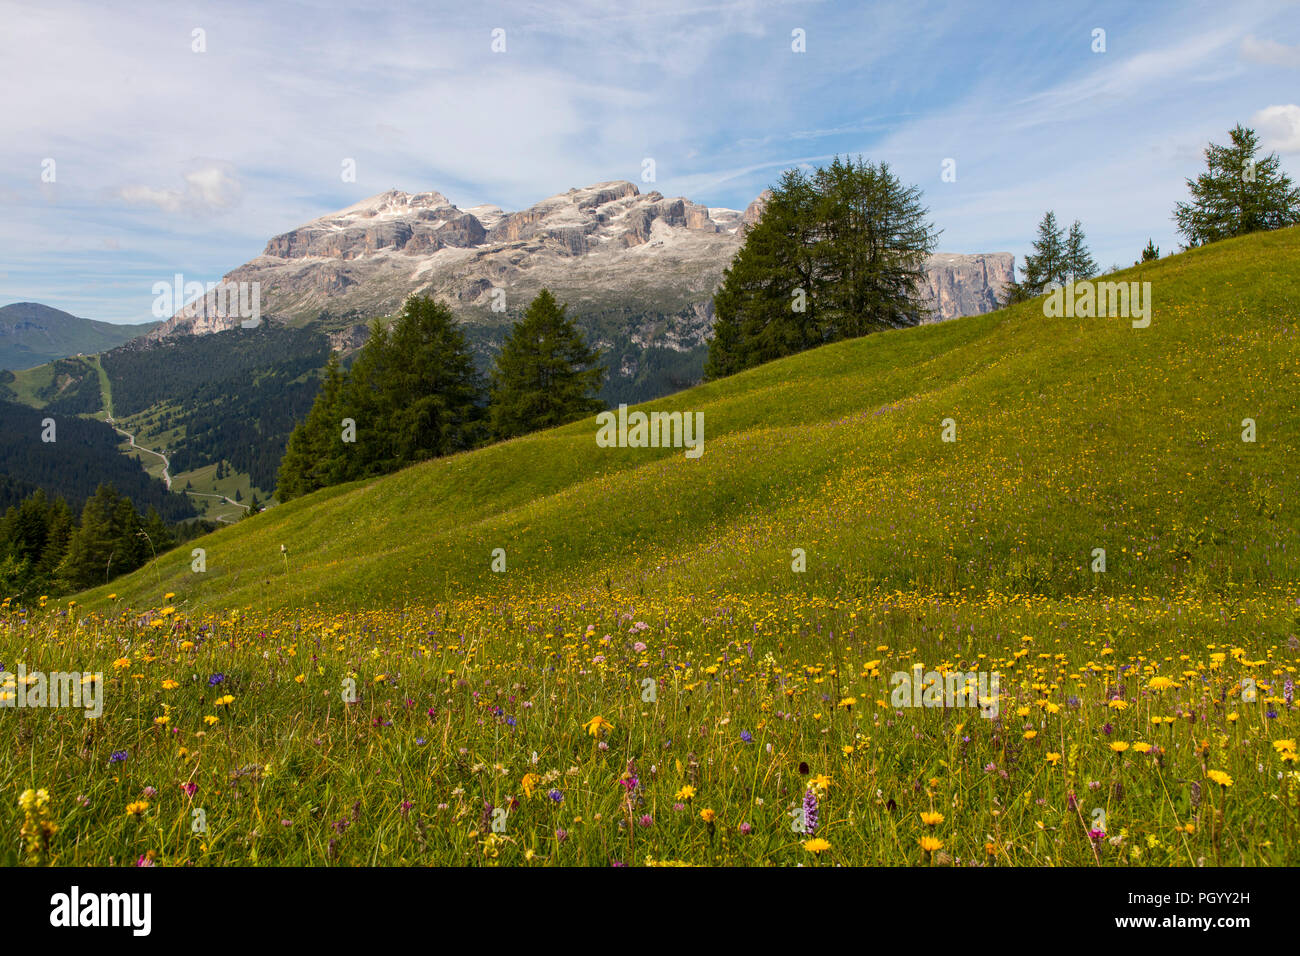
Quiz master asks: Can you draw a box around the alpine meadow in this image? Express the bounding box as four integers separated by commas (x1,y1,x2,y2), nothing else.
3,1,1300,917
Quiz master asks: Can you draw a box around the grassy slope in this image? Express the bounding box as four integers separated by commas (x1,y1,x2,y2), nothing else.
77,227,1299,616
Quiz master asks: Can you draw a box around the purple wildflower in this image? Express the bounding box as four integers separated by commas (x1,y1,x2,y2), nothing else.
802,788,819,835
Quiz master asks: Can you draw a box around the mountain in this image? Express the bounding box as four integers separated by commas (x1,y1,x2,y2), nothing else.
146,181,1014,402
0,302,158,370
73,225,1298,614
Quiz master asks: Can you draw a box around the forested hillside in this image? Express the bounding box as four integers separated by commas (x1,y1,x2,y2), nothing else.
102,325,331,490
0,399,195,520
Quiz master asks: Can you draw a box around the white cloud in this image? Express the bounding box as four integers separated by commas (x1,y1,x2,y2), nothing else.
1252,104,1300,153
117,162,243,214
1240,34,1300,67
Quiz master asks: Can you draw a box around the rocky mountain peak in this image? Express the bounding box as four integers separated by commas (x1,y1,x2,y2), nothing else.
149,180,1012,365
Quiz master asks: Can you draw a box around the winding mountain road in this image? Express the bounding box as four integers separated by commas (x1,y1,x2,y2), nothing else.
107,416,171,489
105,415,250,519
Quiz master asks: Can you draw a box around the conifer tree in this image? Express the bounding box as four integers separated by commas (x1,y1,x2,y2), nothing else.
1174,124,1300,246
1064,219,1098,280
489,290,605,440
58,485,127,589
1001,211,1067,305
706,157,937,379
277,296,486,499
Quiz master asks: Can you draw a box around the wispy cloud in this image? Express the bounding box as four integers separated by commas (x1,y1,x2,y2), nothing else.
118,162,244,214
1240,34,1300,67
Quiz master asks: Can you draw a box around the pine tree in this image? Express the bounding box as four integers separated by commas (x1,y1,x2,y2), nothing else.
812,156,938,339
58,485,123,590
277,296,486,498
1174,123,1300,247
141,506,175,555
277,350,346,500
1141,238,1159,262
37,498,73,579
111,496,146,572
1064,220,1098,280
705,157,937,379
366,295,485,468
489,290,605,440
706,169,821,378
1002,211,1067,305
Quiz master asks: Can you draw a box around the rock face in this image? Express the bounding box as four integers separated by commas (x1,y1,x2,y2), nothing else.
327,324,371,352
146,181,1012,400
920,253,1015,321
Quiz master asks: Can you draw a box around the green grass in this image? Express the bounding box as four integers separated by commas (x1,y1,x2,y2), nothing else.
3,227,1299,867
5,363,58,407
92,354,114,419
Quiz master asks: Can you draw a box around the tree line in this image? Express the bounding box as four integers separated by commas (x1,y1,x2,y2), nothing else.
0,485,216,600
277,289,604,500
1004,123,1298,303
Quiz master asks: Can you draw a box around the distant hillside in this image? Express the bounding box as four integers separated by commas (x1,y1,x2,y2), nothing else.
102,325,331,492
0,302,158,370
0,399,196,520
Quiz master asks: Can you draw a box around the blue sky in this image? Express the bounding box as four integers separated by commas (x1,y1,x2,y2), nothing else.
2,0,1298,324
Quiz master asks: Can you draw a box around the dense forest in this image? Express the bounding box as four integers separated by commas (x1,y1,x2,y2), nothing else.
0,484,217,600
0,399,195,520
103,326,331,490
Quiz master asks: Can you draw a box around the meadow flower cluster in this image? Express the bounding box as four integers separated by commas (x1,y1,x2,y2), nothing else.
1,583,1297,866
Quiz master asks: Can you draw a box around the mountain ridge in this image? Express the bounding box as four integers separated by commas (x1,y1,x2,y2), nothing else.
147,180,1014,350
0,302,158,370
